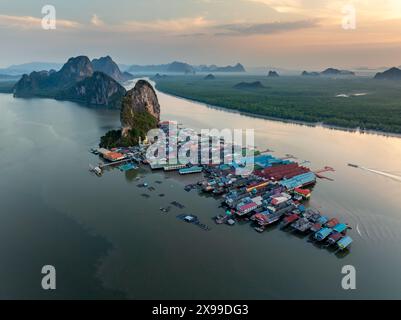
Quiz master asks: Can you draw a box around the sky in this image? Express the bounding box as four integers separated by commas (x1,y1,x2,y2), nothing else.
1,0,401,69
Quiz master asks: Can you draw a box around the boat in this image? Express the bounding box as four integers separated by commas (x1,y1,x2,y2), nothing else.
327,232,344,245
214,214,228,224
325,218,339,228
281,213,299,228
254,227,265,233
183,215,198,223
348,164,358,168
337,236,353,250
159,206,171,213
89,164,102,176
314,227,333,241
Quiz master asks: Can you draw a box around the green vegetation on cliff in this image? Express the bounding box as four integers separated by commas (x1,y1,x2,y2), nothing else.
99,111,158,148
155,75,401,134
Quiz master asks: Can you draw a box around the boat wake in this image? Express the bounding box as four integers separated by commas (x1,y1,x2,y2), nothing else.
328,201,401,243
348,212,401,243
360,166,401,183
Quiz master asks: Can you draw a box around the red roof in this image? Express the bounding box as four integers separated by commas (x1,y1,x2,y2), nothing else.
326,218,339,228
294,188,311,196
239,202,257,212
284,213,299,223
255,163,310,181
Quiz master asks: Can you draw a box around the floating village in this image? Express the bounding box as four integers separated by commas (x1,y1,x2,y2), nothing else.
90,121,353,252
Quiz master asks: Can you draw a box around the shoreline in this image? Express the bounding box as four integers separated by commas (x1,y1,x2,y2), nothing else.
153,85,401,139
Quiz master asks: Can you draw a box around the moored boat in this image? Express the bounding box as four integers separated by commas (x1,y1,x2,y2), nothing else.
214,214,228,224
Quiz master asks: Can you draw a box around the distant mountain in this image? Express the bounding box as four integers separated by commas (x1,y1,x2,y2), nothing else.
300,68,355,77
374,67,401,80
14,56,94,97
0,62,63,76
301,71,320,76
321,68,355,76
13,56,126,108
56,71,126,108
118,64,131,72
122,71,134,80
0,74,21,81
233,81,265,89
127,64,170,73
204,74,216,80
151,73,168,80
92,56,133,82
197,63,246,73
127,62,246,74
268,71,279,77
127,61,194,74
167,61,195,74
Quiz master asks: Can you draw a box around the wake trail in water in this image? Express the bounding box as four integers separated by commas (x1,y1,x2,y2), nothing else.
359,166,401,182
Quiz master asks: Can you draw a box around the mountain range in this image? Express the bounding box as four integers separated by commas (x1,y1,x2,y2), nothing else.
302,68,355,77
13,56,129,108
127,62,246,74
0,62,63,76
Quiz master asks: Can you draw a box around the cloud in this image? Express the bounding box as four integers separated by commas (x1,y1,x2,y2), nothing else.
247,0,401,20
90,14,105,27
246,0,304,13
213,19,319,36
0,14,81,30
118,16,213,33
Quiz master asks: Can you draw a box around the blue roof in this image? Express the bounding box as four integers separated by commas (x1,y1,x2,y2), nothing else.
230,154,290,169
337,236,353,249
318,216,329,224
333,223,348,233
179,166,203,174
314,227,333,241
298,205,306,212
280,172,316,189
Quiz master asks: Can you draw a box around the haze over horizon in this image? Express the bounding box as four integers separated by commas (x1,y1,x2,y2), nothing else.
1,0,401,69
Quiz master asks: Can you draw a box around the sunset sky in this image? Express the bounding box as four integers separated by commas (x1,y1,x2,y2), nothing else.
1,0,401,69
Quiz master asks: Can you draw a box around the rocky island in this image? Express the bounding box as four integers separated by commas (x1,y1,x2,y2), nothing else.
374,67,401,80
13,55,129,108
268,71,279,77
100,80,160,148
